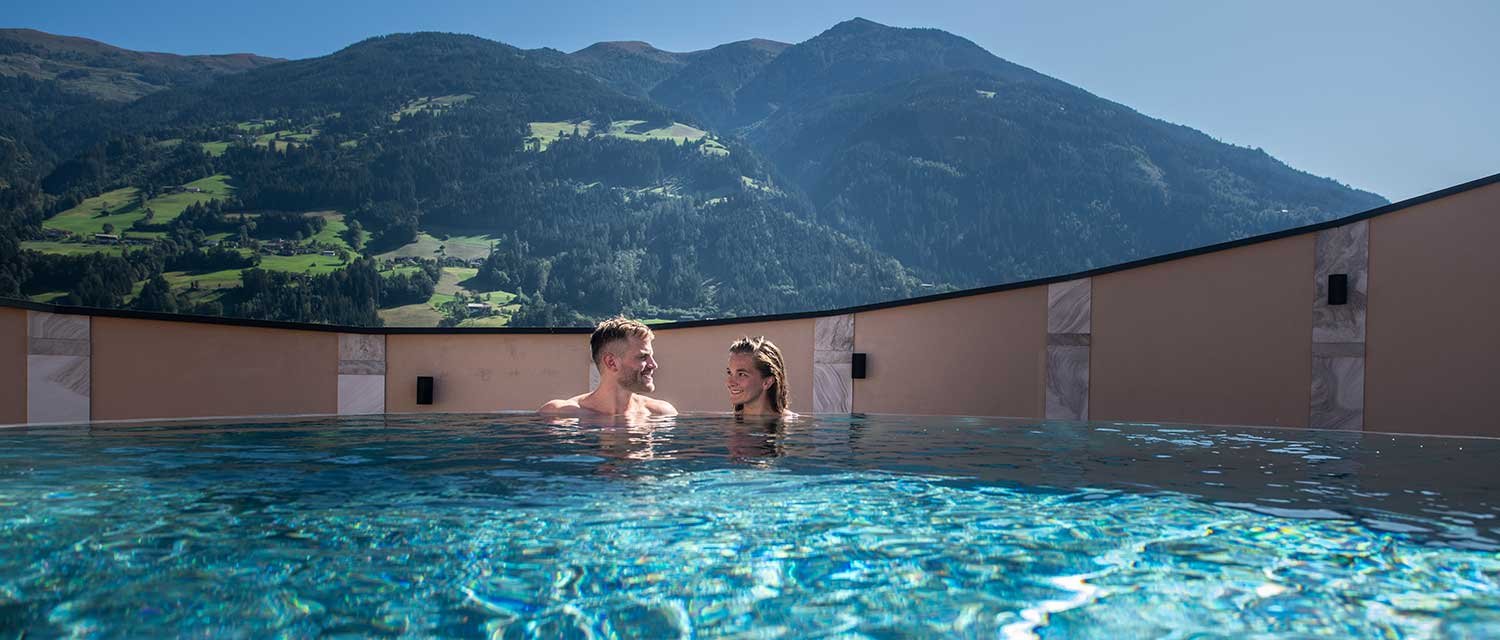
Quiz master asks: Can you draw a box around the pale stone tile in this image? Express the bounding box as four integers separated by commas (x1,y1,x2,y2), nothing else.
338,374,385,415
814,315,854,353
27,311,89,342
1047,333,1091,347
1045,345,1090,420
339,334,386,363
814,349,852,364
28,337,90,356
1047,278,1092,335
1312,342,1365,357
28,354,90,424
812,362,852,414
1310,356,1364,431
339,359,386,375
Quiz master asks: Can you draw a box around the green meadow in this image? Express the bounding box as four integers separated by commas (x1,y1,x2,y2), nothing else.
392,94,475,121
525,119,723,153
42,174,235,238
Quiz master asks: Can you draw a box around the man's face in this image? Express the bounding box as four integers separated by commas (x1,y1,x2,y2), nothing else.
611,335,657,393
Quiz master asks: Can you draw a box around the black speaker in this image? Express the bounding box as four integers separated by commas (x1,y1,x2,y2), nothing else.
416,376,434,405
851,353,867,379
1328,274,1348,306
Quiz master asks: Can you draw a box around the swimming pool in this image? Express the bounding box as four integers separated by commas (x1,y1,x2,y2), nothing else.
1,414,1497,637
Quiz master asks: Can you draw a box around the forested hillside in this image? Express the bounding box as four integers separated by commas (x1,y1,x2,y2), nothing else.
0,20,1386,327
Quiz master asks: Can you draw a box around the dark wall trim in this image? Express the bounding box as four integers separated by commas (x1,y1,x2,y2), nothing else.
5,170,1498,335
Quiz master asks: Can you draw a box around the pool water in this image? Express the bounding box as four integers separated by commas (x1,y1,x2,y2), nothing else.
1,415,1497,638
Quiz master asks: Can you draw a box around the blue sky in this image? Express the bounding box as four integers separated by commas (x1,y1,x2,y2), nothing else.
10,0,1497,201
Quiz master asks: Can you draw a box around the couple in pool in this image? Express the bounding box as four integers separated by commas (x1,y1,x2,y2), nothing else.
539,316,795,418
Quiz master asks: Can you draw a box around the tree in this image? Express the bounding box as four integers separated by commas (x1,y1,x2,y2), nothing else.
102,223,115,234
132,275,178,313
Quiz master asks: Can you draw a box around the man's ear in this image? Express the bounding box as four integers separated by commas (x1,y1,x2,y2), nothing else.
762,377,774,392
602,351,617,373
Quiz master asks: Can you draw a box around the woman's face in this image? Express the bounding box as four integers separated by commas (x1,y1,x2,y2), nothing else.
726,352,770,407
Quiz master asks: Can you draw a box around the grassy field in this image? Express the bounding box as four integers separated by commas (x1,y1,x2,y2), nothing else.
148,175,235,224
42,174,235,239
19,241,128,256
379,303,444,327
200,141,229,156
374,232,445,260
306,211,354,251
374,266,518,327
374,231,495,261
526,119,725,154
392,94,475,122
42,187,143,236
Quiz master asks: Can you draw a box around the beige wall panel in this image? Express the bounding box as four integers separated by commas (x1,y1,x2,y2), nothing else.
1092,235,1315,427
1367,183,1500,436
92,318,337,420
0,308,24,424
653,319,815,413
386,334,589,412
853,288,1047,417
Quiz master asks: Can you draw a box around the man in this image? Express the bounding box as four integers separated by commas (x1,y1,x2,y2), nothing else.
540,316,678,417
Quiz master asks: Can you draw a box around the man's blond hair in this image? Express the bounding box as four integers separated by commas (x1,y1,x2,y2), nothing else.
591,316,654,365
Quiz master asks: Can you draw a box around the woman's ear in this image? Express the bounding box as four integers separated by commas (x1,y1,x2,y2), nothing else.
762,377,774,391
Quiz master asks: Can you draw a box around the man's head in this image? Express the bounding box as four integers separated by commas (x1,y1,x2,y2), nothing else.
591,316,657,393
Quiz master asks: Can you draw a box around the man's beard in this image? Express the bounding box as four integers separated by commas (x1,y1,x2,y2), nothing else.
621,369,653,393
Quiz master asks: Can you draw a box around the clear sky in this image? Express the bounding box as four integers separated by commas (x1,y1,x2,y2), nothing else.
10,0,1497,201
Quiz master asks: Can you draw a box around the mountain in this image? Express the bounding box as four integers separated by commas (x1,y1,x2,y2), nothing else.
718,19,1386,284
555,41,700,97
0,28,283,102
650,39,790,131
0,29,282,190
1,22,1389,328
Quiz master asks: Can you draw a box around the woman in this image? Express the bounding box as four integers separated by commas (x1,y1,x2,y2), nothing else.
725,336,796,417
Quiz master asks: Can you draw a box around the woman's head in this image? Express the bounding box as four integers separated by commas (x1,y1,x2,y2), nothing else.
726,336,789,414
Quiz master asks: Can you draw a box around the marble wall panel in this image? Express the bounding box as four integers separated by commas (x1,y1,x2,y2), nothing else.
1313,220,1369,343
27,354,90,424
26,311,90,424
812,315,854,412
812,362,853,414
1310,221,1367,430
1311,354,1365,431
338,334,386,414
338,374,386,415
1045,278,1091,420
1047,279,1092,335
338,334,386,375
1045,344,1089,420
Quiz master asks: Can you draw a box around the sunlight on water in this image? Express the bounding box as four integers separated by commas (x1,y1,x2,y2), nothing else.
1,415,1497,637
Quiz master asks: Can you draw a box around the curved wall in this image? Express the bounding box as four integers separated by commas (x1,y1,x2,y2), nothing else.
2,173,1497,435
92,318,338,421
1367,181,1500,436
1090,234,1314,427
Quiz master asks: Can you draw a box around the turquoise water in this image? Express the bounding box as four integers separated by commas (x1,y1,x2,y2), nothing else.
1,415,1498,638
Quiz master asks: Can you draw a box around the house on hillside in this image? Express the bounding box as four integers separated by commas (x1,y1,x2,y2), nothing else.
92,233,120,244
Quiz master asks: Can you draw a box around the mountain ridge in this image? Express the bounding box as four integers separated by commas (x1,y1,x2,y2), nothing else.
0,23,1389,328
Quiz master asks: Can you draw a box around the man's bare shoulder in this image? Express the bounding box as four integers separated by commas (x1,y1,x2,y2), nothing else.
641,396,678,416
539,393,592,415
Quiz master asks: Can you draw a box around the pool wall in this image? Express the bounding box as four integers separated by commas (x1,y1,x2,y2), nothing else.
2,172,1498,435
